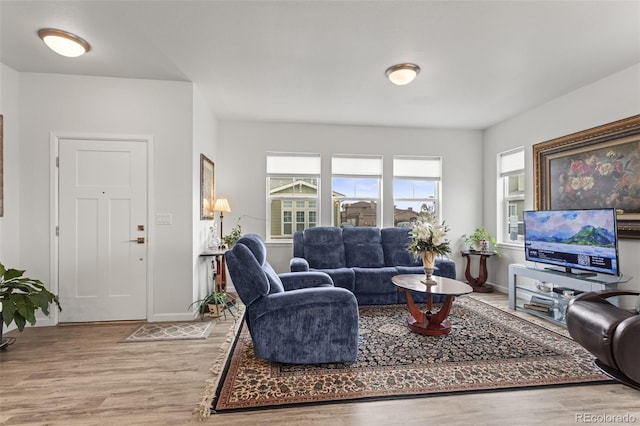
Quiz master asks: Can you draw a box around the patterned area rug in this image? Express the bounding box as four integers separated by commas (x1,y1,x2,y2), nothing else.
121,321,215,342
210,296,610,413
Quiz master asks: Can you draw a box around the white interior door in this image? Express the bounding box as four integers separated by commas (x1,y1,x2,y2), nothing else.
58,139,147,322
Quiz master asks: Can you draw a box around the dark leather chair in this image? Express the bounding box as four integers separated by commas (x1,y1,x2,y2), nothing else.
566,290,640,390
225,233,359,364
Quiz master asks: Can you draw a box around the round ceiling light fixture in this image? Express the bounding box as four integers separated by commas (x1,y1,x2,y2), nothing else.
38,28,91,57
385,63,420,86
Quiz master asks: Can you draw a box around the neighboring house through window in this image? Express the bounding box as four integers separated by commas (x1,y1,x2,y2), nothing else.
267,153,320,240
393,156,441,226
499,148,525,243
331,155,382,227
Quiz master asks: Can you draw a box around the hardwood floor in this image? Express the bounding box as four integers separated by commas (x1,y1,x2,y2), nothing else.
1,293,638,426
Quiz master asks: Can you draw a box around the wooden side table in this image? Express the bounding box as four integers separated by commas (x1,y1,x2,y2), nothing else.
460,250,496,293
200,250,228,293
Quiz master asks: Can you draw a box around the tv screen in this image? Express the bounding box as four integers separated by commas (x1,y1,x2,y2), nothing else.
523,208,620,276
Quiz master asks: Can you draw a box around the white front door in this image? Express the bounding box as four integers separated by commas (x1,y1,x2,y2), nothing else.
58,139,147,322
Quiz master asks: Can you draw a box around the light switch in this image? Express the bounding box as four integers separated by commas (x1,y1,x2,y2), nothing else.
156,213,173,225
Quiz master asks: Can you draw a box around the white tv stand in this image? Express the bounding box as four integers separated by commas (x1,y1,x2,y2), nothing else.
508,263,619,326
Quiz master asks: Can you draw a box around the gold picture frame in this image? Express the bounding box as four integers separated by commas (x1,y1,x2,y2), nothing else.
200,154,215,220
533,114,640,238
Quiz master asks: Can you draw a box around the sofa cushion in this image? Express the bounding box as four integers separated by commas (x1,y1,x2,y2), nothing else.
239,233,268,265
292,231,305,258
381,227,420,267
264,262,284,294
303,227,346,269
343,227,384,268
311,267,355,292
352,267,398,295
225,243,270,307
237,234,284,293
395,265,430,275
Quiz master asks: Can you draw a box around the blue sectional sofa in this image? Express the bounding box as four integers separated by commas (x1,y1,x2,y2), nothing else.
290,226,457,305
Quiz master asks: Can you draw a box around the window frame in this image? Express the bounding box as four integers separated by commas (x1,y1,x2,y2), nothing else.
392,156,442,226
331,155,383,228
498,148,525,245
266,153,321,242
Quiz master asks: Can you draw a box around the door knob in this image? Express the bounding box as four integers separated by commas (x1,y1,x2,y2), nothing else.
130,237,145,244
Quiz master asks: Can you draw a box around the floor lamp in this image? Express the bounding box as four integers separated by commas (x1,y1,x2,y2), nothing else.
213,198,231,247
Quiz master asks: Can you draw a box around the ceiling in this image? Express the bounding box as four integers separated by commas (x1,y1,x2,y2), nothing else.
1,1,639,129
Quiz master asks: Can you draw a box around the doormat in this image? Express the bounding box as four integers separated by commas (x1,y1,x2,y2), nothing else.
121,321,215,342
203,296,610,415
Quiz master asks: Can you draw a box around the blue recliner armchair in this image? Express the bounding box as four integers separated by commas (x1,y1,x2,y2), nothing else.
225,234,359,364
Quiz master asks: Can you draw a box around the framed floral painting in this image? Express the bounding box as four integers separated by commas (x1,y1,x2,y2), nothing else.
533,115,640,238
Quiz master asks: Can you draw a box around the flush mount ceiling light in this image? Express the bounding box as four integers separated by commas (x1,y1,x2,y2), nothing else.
385,63,420,86
38,28,91,57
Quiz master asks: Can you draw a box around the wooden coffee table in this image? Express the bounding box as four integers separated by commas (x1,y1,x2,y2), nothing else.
391,274,473,336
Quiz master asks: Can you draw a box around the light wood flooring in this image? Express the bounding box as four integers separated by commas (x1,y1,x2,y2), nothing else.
1,293,639,426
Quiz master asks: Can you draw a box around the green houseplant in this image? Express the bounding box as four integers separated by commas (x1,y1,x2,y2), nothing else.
462,226,500,255
188,289,236,320
1,262,62,347
222,217,243,248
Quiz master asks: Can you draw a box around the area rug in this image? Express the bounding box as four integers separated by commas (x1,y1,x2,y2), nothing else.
207,296,610,414
121,321,215,342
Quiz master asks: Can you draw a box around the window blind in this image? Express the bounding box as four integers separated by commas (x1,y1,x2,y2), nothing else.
332,155,382,176
500,149,524,177
266,153,321,175
393,156,441,180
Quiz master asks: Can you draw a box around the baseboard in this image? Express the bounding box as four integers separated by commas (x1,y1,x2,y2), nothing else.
489,282,508,294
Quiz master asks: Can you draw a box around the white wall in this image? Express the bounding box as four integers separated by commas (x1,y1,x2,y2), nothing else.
0,64,20,270
192,84,219,309
217,121,483,273
15,72,195,322
0,64,22,332
484,63,640,294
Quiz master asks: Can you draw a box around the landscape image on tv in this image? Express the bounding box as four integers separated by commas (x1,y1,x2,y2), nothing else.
524,209,619,275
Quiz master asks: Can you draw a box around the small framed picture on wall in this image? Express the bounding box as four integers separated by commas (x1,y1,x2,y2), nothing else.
200,154,215,220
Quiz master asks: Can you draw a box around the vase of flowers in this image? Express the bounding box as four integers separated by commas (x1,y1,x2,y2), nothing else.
408,205,452,285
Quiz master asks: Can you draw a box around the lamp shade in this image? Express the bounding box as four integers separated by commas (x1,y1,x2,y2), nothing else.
213,198,231,213
385,63,420,86
38,28,91,57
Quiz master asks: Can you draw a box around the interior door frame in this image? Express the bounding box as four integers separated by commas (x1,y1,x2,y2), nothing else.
49,132,155,325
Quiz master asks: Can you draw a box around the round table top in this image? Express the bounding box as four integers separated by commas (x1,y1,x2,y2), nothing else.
391,274,473,296
460,250,497,257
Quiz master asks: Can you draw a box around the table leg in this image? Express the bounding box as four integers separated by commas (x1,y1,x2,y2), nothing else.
462,253,494,293
215,255,226,293
401,289,454,335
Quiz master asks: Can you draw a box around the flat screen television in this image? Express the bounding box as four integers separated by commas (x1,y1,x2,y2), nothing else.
523,208,620,276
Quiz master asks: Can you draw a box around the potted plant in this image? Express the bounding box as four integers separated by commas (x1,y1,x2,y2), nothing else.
222,217,243,248
1,262,62,348
188,289,236,320
462,226,500,255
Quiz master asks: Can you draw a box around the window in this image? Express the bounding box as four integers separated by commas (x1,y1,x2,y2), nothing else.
332,155,382,227
499,148,525,243
267,153,320,240
393,156,441,226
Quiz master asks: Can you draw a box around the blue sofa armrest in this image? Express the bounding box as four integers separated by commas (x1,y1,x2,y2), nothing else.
434,258,456,279
290,257,310,272
279,271,334,291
